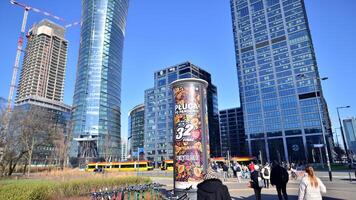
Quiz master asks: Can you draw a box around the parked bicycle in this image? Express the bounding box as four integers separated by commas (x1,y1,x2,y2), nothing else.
90,183,166,200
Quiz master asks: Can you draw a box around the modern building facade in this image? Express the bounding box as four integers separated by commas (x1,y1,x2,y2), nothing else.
219,107,246,157
121,138,128,161
128,104,145,158
71,0,129,164
16,19,67,103
343,117,356,155
15,95,71,165
144,62,220,166
230,0,332,163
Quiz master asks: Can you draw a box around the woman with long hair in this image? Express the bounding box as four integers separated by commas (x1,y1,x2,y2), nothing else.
298,166,326,200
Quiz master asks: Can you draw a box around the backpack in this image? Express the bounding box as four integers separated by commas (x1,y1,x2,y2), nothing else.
263,167,269,176
258,172,265,188
236,165,241,172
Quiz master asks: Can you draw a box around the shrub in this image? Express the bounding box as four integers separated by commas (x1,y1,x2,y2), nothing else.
0,176,150,200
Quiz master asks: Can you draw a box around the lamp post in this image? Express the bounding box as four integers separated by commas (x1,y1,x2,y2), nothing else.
337,106,351,167
297,74,332,181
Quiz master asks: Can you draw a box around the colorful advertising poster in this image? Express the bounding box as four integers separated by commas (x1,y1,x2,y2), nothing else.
171,78,210,190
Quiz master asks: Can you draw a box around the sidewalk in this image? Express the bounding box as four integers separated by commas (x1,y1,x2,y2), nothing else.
150,172,356,200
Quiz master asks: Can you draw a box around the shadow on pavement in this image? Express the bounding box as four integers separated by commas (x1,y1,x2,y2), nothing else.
231,194,344,200
340,178,356,182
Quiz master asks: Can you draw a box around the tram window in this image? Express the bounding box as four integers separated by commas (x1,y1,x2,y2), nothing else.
121,164,135,168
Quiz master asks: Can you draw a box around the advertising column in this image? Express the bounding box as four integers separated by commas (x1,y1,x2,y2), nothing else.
171,78,210,191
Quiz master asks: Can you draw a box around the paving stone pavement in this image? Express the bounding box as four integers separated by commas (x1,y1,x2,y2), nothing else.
149,171,356,200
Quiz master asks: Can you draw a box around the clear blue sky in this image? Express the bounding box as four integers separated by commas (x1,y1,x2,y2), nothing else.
0,0,355,146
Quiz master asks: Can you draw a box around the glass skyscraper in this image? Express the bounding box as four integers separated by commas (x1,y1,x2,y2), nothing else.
230,0,332,163
71,0,129,163
343,118,356,156
128,104,145,159
219,107,246,157
144,62,220,166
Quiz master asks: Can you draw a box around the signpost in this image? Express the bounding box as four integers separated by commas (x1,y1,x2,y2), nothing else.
171,78,210,199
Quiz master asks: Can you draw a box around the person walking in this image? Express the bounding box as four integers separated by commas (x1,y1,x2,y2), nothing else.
298,166,326,200
261,163,271,188
271,161,289,200
242,164,249,179
197,168,232,200
232,162,237,178
235,162,242,183
248,161,255,172
250,165,264,200
222,163,229,181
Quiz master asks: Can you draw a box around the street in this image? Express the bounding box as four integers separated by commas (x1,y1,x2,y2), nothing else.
148,171,356,200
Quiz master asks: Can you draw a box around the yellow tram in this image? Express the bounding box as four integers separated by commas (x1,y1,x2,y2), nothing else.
160,160,174,171
86,161,154,172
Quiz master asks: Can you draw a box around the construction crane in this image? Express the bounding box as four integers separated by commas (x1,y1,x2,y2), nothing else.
6,0,67,112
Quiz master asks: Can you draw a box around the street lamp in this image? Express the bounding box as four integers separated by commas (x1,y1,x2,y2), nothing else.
297,74,332,181
336,106,351,167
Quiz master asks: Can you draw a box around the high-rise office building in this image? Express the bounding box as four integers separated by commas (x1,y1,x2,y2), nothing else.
128,104,145,158
121,138,128,161
144,62,220,166
71,0,129,164
343,117,356,155
16,19,67,103
219,107,246,157
230,0,332,163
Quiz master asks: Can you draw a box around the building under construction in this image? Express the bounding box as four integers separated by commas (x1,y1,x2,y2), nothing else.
16,19,67,104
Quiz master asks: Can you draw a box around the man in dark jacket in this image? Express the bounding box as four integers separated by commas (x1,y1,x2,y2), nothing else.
250,165,263,200
270,161,289,200
197,169,231,200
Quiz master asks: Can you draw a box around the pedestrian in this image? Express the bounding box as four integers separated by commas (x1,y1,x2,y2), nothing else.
197,168,232,200
250,165,264,200
242,165,249,179
232,162,237,178
261,163,271,188
235,162,242,183
298,165,326,200
271,161,289,200
222,163,229,181
248,161,255,172
211,162,218,172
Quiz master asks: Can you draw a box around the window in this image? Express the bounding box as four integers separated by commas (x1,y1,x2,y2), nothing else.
158,79,166,87
179,68,190,74
251,1,263,12
168,73,177,83
239,7,249,17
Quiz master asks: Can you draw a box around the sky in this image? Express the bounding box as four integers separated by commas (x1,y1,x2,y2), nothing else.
0,0,355,147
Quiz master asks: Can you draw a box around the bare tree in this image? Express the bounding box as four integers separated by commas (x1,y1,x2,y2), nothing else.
0,106,54,176
103,134,113,162
51,120,73,169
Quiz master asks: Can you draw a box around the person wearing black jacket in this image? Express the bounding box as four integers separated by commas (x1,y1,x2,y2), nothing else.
250,165,263,200
270,161,289,200
197,168,231,200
